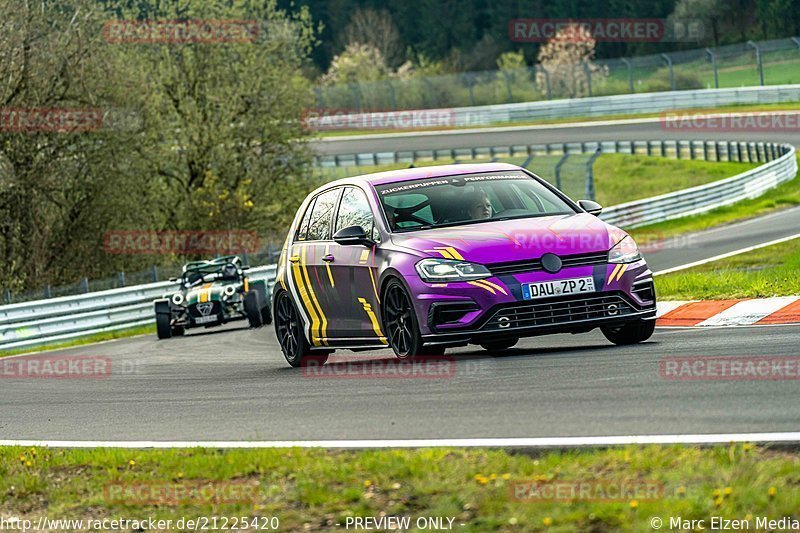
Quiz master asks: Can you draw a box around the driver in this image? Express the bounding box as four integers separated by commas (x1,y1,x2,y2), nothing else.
222,263,238,279
465,190,492,220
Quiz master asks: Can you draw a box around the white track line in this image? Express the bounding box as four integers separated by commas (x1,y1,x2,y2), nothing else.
2,433,800,449
654,232,800,276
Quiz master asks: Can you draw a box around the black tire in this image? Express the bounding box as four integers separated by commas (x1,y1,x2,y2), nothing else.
156,313,172,340
171,325,185,336
260,304,272,325
274,290,329,368
244,290,263,328
601,319,656,345
382,279,440,359
480,338,518,353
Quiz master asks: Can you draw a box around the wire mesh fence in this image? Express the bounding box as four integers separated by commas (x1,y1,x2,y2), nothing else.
315,38,800,111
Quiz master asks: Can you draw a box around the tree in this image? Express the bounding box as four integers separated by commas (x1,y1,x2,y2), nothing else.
535,25,607,99
341,8,404,68
320,42,388,85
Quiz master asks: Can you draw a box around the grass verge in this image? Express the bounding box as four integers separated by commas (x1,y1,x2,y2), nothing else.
655,235,800,300
0,324,155,358
1,444,796,531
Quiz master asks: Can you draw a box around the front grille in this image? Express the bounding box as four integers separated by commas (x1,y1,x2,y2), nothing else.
189,301,220,318
487,252,608,276
481,293,635,331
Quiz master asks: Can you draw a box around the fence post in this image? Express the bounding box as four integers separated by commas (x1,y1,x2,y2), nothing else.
349,83,362,112
151,265,158,282
582,62,592,97
621,58,634,93
585,148,602,201
44,285,51,299
463,73,475,106
118,271,126,287
660,54,675,90
384,80,398,110
705,48,719,89
747,41,765,86
502,71,514,103
555,151,570,190
81,277,89,293
539,67,552,100
314,87,325,109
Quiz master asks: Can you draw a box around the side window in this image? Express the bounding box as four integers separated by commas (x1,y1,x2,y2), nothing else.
306,188,340,241
335,187,379,241
295,197,317,241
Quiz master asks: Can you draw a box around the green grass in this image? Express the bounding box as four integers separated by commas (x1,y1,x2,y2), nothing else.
0,324,155,358
655,235,800,300
629,155,800,242
1,444,797,531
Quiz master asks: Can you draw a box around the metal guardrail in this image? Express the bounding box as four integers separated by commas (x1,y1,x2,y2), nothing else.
310,85,800,136
0,139,796,353
0,266,276,352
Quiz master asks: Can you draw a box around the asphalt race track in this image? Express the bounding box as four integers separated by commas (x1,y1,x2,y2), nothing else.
311,117,800,157
1,118,799,442
1,323,798,441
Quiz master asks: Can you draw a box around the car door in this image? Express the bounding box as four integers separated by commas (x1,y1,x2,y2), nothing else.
288,187,341,347
327,186,385,342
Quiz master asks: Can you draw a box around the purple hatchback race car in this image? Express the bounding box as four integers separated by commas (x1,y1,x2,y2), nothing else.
272,163,657,367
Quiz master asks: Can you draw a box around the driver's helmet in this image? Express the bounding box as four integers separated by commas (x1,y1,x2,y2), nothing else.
222,263,238,279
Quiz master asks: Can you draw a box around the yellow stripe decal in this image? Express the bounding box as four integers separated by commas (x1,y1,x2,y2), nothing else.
441,247,464,260
358,297,387,343
479,279,508,295
359,249,370,264
612,264,629,283
467,280,496,294
608,264,622,285
301,245,328,345
368,267,380,303
292,247,321,346
324,244,335,287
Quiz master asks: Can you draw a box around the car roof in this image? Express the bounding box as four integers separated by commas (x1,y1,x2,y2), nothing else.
313,162,524,194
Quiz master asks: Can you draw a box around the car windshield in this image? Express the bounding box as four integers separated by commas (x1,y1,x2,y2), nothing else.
374,171,576,232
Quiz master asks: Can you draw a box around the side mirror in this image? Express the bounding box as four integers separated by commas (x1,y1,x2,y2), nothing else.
578,200,603,216
333,225,375,247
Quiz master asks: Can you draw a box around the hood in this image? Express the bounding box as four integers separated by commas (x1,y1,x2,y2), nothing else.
390,213,625,265
184,281,237,305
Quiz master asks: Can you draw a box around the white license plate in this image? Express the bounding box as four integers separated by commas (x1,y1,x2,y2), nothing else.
523,277,595,300
194,315,217,324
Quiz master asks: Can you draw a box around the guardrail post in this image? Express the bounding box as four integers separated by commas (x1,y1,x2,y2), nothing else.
646,141,652,156
3,289,10,304
660,54,675,91
151,265,158,282
727,141,733,162
675,140,681,160
555,151,570,190
747,143,754,162
621,58,634,93
44,285,51,299
705,49,719,89
585,148,602,201
703,141,709,160
660,140,667,157
81,277,89,293
737,142,743,162
118,271,126,287
747,41,765,86
689,141,696,160
715,141,721,162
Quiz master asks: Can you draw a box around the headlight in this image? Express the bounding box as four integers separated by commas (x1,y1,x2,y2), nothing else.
415,258,491,282
608,236,642,264
223,285,236,298
171,293,184,306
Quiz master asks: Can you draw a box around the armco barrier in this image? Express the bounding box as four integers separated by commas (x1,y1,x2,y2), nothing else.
310,84,800,133
0,140,796,352
0,266,275,352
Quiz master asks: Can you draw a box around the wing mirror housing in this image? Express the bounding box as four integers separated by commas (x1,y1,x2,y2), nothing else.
333,225,375,247
578,200,603,216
